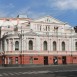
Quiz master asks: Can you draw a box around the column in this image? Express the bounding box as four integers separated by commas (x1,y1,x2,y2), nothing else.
4,39,7,52
35,38,36,51
26,38,28,51
12,38,14,51
59,39,60,51
10,39,13,51
50,39,51,51
8,39,11,51
40,38,42,51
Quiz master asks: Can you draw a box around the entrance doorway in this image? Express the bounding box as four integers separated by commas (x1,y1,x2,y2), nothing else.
30,57,33,64
53,56,58,64
62,56,66,64
44,56,48,65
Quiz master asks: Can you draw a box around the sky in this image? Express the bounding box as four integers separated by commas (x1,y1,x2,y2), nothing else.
0,0,77,26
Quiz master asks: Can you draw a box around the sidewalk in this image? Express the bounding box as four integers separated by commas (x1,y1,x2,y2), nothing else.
0,64,77,69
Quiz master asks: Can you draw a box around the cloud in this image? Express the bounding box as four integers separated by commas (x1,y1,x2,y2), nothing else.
0,0,77,18
51,0,77,10
11,7,47,18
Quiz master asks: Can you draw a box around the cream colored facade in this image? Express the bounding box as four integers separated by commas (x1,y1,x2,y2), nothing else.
0,15,77,55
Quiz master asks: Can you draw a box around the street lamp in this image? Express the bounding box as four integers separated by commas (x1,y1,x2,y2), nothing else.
0,26,5,66
70,27,74,64
2,52,5,66
54,26,58,65
18,26,22,65
54,26,58,51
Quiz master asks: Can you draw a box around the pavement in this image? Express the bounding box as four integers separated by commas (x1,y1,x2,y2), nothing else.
0,64,77,69
0,64,77,77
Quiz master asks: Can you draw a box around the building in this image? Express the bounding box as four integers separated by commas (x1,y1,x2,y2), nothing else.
0,15,77,66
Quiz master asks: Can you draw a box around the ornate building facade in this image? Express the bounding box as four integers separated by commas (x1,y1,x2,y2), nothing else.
0,15,77,66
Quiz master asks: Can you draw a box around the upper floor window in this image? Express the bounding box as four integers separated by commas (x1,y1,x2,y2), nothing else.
43,41,47,50
48,26,50,31
8,25,10,28
62,42,65,51
29,40,33,50
45,26,50,31
40,26,41,31
75,42,77,51
53,41,56,51
15,41,19,50
46,18,50,22
46,26,47,31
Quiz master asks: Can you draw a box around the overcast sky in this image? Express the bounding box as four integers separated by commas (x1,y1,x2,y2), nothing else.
0,0,77,26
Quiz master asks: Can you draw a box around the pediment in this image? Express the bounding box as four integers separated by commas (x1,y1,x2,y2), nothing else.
34,16,65,24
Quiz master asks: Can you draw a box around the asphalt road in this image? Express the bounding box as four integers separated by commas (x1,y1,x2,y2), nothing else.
0,65,77,77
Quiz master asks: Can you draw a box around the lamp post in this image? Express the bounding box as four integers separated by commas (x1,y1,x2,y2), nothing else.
70,28,74,64
2,52,5,66
54,26,58,64
18,26,22,65
0,26,6,66
54,26,58,51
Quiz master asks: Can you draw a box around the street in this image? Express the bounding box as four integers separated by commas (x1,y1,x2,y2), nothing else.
0,65,77,77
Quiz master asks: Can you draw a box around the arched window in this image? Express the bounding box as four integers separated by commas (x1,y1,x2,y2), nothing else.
46,26,47,31
43,41,47,50
15,41,19,50
75,42,77,51
53,41,56,51
29,40,33,50
40,26,41,31
62,42,65,51
48,26,50,31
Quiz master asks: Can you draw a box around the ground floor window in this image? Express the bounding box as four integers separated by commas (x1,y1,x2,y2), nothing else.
15,57,18,64
30,57,33,64
8,57,12,64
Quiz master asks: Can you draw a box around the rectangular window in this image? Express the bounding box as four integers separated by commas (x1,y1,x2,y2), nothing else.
15,48,19,50
48,26,50,31
34,58,38,60
73,57,76,59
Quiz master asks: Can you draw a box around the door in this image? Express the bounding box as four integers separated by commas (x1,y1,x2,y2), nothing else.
30,57,33,64
53,56,58,64
44,56,48,65
62,56,66,64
